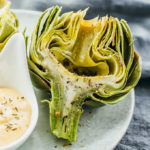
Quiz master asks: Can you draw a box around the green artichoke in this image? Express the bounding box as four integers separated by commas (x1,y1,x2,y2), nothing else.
0,0,18,52
28,6,141,142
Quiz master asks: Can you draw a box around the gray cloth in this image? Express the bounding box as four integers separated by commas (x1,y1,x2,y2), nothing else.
11,0,150,149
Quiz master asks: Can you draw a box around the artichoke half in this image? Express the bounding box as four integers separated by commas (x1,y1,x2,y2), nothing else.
28,6,141,142
0,0,18,52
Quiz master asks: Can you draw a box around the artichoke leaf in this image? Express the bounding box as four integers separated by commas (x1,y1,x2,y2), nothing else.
0,0,18,52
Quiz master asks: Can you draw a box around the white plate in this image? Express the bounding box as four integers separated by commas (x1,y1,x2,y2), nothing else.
13,9,135,150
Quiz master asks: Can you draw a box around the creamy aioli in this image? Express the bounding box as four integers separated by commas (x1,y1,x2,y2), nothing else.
0,87,32,146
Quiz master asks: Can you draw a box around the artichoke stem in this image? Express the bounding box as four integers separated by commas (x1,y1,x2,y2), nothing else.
50,81,83,142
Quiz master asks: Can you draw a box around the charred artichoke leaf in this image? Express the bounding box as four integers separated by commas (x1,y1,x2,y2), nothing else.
0,0,18,51
29,6,141,141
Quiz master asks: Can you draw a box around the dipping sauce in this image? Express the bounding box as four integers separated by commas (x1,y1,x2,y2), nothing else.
0,87,32,146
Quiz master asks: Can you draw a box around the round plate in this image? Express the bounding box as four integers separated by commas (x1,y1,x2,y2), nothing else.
13,9,135,150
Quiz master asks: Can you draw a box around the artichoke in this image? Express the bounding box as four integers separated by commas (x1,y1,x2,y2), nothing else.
0,0,18,52
28,6,141,142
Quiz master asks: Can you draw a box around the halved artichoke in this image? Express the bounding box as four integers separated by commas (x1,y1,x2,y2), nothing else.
0,0,18,51
28,6,141,142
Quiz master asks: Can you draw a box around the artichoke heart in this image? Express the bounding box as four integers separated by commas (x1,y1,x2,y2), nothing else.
29,6,141,142
0,0,18,51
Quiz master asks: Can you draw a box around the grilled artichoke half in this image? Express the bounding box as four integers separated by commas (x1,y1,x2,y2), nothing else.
28,6,141,142
0,0,18,51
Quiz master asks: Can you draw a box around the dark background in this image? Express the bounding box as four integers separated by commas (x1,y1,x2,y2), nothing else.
11,0,150,149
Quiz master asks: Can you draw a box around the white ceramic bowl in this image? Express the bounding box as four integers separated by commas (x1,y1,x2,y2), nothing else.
0,33,38,150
